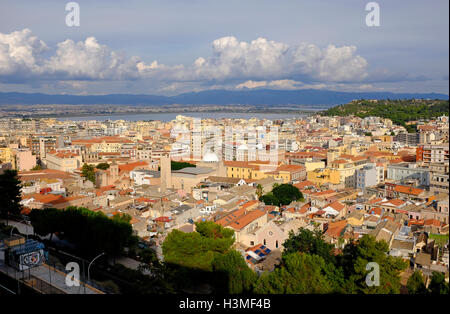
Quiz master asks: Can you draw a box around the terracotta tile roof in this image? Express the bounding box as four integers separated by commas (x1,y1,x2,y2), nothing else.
332,159,348,164
408,219,425,226
381,199,406,207
393,185,424,196
424,219,441,227
368,198,383,204
299,203,311,214
294,180,315,189
325,220,347,238
136,197,153,203
327,201,345,212
48,150,80,158
227,210,266,231
312,189,336,197
368,207,383,216
240,200,259,209
118,161,149,173
72,136,133,145
276,164,305,173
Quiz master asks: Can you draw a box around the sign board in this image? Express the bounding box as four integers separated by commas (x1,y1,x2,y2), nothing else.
18,249,44,271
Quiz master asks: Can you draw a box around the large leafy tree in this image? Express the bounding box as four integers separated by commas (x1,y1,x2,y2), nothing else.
0,169,23,224
171,161,195,171
407,270,428,294
96,162,110,170
211,250,257,294
195,221,234,239
259,193,279,205
162,223,234,271
162,222,254,294
259,184,303,206
428,271,449,294
81,163,96,184
283,228,336,265
340,235,408,294
272,184,304,205
255,184,264,199
29,207,62,241
253,253,333,294
29,206,134,258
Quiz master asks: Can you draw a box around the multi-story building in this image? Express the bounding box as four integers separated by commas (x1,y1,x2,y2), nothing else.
330,156,368,188
356,163,384,190
28,135,64,159
394,133,420,146
13,148,37,171
387,163,430,186
43,150,83,173
416,144,449,164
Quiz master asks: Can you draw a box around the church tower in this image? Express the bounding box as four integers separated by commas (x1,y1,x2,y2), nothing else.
110,161,119,184
160,153,172,192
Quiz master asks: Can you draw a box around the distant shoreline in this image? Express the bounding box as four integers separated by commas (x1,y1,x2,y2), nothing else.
3,108,321,120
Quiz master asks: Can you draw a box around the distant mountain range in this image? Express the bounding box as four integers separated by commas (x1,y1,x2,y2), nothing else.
0,89,448,106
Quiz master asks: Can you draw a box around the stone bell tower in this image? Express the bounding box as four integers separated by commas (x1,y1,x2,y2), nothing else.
160,153,172,192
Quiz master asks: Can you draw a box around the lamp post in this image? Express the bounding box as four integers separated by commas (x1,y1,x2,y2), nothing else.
9,220,29,240
87,252,105,282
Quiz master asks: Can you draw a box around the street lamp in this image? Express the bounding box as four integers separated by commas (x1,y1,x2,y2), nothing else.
87,252,105,282
9,220,29,240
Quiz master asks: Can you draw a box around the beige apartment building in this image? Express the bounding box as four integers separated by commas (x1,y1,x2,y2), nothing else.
43,151,83,172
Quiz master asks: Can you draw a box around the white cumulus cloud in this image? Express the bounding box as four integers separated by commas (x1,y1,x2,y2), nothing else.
0,29,370,88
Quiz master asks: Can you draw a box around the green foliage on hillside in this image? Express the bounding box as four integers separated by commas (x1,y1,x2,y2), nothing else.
321,99,449,127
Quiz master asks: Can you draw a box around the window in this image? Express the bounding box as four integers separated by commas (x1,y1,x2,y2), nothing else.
250,241,254,246
275,240,278,248
263,239,266,245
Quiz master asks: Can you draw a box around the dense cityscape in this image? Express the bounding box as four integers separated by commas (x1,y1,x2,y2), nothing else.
0,106,448,295
0,1,448,310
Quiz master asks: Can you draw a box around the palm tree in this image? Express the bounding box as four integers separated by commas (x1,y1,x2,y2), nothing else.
256,184,264,200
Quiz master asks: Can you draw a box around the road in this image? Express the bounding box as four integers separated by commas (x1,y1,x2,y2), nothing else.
0,262,103,294
0,219,34,237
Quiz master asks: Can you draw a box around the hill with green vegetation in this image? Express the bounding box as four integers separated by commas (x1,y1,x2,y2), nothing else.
320,99,449,127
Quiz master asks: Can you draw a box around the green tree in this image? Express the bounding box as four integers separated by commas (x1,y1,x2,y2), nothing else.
283,228,336,265
0,169,23,225
31,164,42,170
253,253,333,294
162,226,234,271
81,164,96,184
256,184,264,199
259,193,279,205
407,270,428,294
29,207,62,241
29,206,134,258
96,162,110,170
428,271,449,294
272,184,303,205
171,161,196,171
211,250,257,294
195,221,234,239
340,235,408,294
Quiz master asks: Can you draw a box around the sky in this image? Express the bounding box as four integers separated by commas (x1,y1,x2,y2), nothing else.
0,0,448,96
